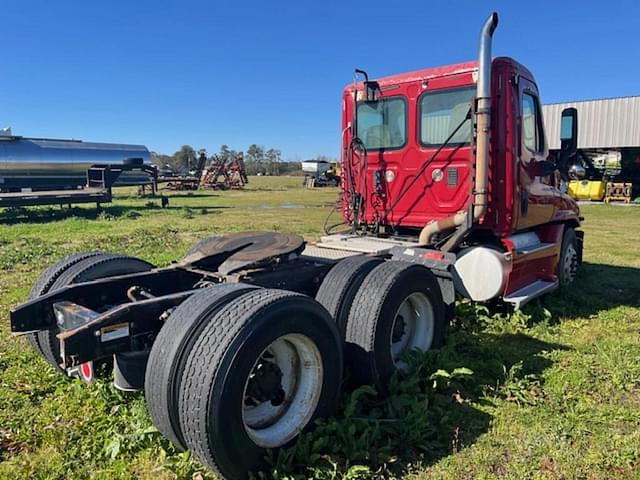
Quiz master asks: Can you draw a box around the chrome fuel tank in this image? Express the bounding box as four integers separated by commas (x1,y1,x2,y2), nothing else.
0,136,152,191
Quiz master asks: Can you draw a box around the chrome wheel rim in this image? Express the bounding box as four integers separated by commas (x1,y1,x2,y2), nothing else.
390,292,434,369
242,333,323,448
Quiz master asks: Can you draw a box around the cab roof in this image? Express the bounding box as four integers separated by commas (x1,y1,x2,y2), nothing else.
344,57,534,93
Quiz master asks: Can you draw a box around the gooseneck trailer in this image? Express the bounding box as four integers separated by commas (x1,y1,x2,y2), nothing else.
10,13,583,480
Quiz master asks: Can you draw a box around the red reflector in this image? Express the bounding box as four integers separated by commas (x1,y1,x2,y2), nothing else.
80,362,93,381
423,251,445,261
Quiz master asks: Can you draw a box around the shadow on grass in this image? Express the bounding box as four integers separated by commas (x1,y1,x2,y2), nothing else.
0,205,155,224
273,329,569,478
0,203,232,224
156,192,220,199
0,204,166,224
165,205,232,211
245,187,298,192
536,261,640,321
398,330,568,473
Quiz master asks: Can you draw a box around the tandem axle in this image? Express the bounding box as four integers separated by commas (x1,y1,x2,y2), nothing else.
11,231,457,373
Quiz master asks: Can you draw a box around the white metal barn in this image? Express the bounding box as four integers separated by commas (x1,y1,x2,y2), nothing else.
542,96,640,150
542,96,640,196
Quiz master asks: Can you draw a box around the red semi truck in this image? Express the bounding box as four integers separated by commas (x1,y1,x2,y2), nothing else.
334,13,582,308
11,12,582,480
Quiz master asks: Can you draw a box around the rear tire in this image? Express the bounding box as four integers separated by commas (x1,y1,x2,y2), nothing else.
26,252,105,365
36,254,154,371
145,283,259,450
315,255,383,336
558,227,578,286
178,289,342,479
345,261,446,391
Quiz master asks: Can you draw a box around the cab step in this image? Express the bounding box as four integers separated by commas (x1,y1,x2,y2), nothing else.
503,280,558,309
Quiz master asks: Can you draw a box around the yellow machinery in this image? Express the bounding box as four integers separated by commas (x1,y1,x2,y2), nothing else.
567,180,632,203
329,161,342,179
302,161,341,188
568,180,606,201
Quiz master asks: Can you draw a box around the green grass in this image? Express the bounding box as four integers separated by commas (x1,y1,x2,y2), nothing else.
0,177,639,479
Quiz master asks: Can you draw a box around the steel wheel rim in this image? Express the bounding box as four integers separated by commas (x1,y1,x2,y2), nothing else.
563,243,578,283
390,292,434,369
242,333,323,448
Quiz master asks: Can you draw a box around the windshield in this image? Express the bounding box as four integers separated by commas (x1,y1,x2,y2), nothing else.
356,97,406,150
420,87,475,147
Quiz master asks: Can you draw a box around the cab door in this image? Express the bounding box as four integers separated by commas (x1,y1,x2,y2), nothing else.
516,77,557,230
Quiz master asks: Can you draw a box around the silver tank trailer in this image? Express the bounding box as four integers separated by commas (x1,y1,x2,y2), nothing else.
0,134,152,191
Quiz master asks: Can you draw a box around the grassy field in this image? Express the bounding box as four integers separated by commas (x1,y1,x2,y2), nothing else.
0,176,638,479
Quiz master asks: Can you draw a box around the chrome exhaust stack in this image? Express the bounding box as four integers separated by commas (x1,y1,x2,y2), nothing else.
418,12,499,246
473,11,499,222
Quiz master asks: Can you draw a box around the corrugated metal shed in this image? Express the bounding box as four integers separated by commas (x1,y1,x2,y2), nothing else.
542,96,640,150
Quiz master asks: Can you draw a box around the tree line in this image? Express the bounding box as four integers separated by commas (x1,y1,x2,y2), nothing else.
151,144,335,176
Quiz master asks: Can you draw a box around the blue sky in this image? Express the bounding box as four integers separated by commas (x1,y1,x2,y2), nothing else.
1,1,638,160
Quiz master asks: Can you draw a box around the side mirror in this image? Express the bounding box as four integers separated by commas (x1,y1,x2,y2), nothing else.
364,80,381,102
560,107,578,154
534,159,557,177
568,164,586,180
354,69,380,102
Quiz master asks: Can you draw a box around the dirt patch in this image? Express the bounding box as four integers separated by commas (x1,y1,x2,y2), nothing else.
0,429,29,457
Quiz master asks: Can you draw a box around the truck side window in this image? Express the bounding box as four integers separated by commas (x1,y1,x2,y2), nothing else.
522,92,541,152
356,98,406,150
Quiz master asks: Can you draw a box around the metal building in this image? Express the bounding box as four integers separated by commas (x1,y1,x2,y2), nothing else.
542,95,640,199
542,95,640,150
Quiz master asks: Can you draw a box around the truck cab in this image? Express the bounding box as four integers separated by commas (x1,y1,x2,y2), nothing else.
335,14,583,308
340,58,579,237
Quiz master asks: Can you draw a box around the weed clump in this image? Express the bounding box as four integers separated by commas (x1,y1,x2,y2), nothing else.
267,350,477,479
97,211,115,221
